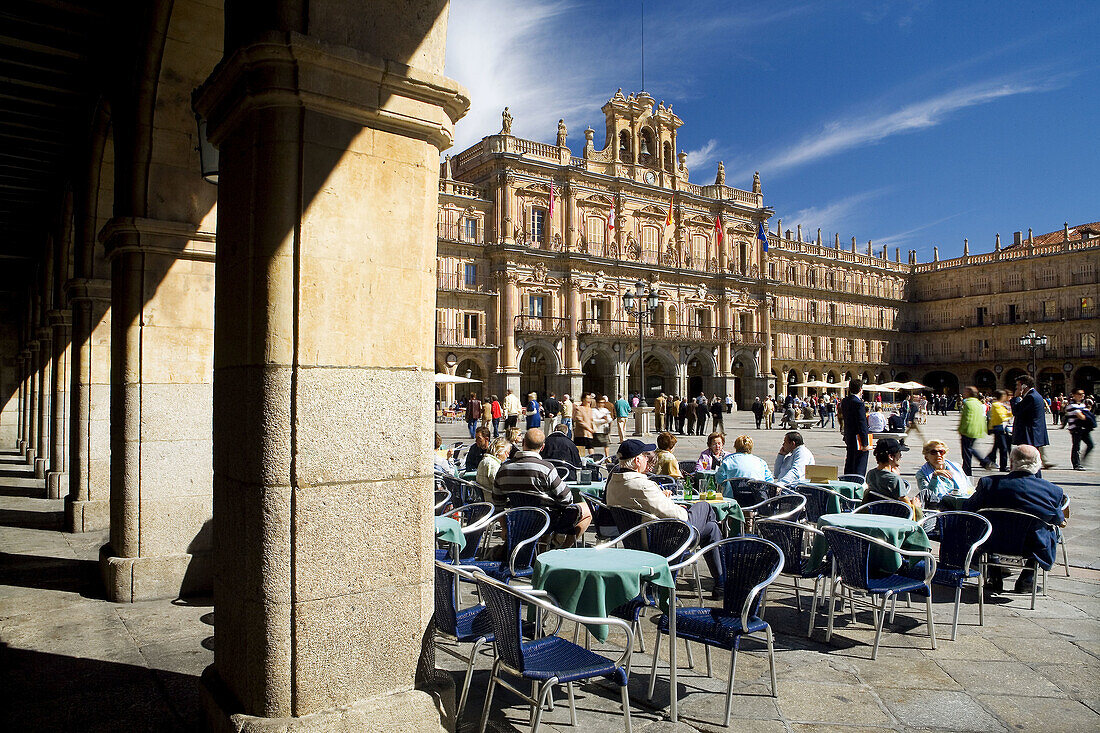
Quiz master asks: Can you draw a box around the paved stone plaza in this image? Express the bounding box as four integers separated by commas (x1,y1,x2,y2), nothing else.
2,412,1097,731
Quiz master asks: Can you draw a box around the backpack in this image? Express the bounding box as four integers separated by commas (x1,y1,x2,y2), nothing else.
1080,410,1097,432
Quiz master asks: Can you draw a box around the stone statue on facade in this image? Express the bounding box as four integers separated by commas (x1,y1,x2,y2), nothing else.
753,171,761,194
556,119,567,147
501,107,512,134
715,161,725,186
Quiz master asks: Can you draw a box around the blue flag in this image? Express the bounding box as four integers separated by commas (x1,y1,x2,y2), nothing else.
756,222,769,252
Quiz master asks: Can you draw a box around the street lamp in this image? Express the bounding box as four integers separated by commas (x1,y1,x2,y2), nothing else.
622,280,661,406
1019,328,1047,377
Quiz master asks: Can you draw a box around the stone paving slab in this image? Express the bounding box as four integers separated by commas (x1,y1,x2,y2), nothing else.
3,412,1099,732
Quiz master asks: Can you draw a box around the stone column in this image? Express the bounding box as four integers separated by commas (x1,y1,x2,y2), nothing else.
564,278,580,373
46,309,71,498
195,7,468,729
65,279,112,531
502,172,515,244
564,181,576,251
718,296,731,378
17,350,31,453
499,272,519,371
24,345,38,464
35,328,52,479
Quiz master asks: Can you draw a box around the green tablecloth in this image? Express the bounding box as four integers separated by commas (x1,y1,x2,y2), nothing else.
674,497,746,530
533,547,674,642
805,481,864,514
568,481,606,500
434,516,465,552
810,512,931,575
937,492,971,510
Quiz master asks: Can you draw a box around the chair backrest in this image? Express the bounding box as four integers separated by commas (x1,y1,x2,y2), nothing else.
547,459,579,482
650,475,679,489
678,460,698,478
472,573,527,672
433,561,468,636
434,489,452,515
932,511,992,571
754,493,807,521
447,502,496,559
608,505,657,546
554,465,571,481
755,519,810,575
821,526,876,591
977,508,1047,559
794,484,834,524
854,499,914,520
722,477,770,506
838,473,866,484
502,507,551,573
581,495,619,542
716,537,785,620
862,488,898,504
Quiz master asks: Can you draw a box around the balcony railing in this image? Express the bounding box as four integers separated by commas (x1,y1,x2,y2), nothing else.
436,324,492,347
514,314,569,335
577,318,765,346
897,304,1097,332
437,221,481,243
438,271,494,293
893,344,1095,365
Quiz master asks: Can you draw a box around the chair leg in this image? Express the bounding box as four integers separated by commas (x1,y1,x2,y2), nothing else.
977,575,985,627
566,681,577,726
825,578,838,642
634,617,645,654
807,577,821,638
871,595,888,660
684,638,695,669
925,592,937,650
888,593,898,624
459,638,486,716
705,644,713,677
1061,533,1070,576
793,576,802,613
647,630,662,700
621,684,633,733
724,644,738,728
951,587,962,642
478,661,501,733
530,680,554,733
766,626,778,697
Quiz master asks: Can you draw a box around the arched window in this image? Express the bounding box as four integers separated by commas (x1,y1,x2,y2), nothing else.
639,128,655,165
618,130,632,162
690,234,707,269
641,225,660,263
663,141,673,171
739,241,749,274
586,215,605,254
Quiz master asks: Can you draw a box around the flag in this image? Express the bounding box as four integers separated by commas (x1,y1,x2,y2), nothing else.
756,222,769,252
664,197,673,229
607,204,615,232
548,182,555,219
715,211,723,246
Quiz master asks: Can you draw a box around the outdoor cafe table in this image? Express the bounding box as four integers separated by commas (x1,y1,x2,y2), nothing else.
809,512,931,575
937,491,973,511
434,516,465,555
532,547,674,642
806,480,864,514
567,480,606,501
673,496,746,529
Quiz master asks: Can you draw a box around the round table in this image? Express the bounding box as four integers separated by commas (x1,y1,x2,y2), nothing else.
568,480,606,500
674,496,746,529
434,516,465,553
810,512,931,574
533,547,674,642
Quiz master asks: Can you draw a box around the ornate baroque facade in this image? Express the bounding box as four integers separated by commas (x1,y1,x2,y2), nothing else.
435,90,1098,406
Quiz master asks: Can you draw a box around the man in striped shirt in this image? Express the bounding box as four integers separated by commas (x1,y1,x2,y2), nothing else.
494,428,591,543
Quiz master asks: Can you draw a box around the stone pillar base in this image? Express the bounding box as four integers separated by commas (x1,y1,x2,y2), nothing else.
99,544,212,602
65,497,109,532
46,471,67,499
17,439,25,453
200,667,453,733
34,457,48,479
25,447,35,465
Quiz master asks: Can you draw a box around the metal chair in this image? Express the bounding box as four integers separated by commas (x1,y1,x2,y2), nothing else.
435,502,496,563
599,518,696,655
821,525,937,659
795,483,860,523
434,561,495,716
1057,495,1071,576
473,571,635,733
465,507,551,583
719,477,771,506
678,460,698,479
739,493,807,533
579,495,619,545
755,519,827,633
434,489,452,516
838,473,866,484
650,474,680,490
908,511,992,640
647,536,784,725
976,507,1056,610
853,499,915,520
608,506,658,536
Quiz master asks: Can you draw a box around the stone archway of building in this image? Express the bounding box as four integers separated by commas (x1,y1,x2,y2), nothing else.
520,346,555,399
923,370,959,396
973,369,997,393
1073,366,1099,394
893,372,909,382
1037,368,1065,397
687,353,715,398
582,350,615,399
627,347,675,403
1003,367,1028,390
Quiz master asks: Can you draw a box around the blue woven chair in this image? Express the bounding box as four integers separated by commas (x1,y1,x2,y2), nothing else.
598,518,696,655
795,483,859,523
1057,495,1071,576
465,507,550,583
678,460,698,479
608,505,657,537
719,477,772,506
739,493,807,533
434,489,452,516
853,499,915,520
646,536,784,726
976,507,1055,610
434,561,496,716
650,474,681,491
579,495,619,545
473,572,635,733
435,502,497,563
838,473,866,484
438,474,485,506
904,511,991,640
822,525,937,659
755,518,827,631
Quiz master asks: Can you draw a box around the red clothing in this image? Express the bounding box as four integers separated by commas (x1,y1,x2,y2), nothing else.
491,401,502,419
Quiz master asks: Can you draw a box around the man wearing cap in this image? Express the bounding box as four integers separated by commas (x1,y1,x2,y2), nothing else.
605,439,725,592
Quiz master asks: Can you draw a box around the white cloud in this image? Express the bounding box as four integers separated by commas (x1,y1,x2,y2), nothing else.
785,189,887,238
682,139,722,177
757,77,1044,175
872,210,971,248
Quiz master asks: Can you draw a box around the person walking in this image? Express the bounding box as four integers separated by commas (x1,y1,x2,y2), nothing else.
489,394,502,438
525,392,542,430
614,394,631,442
560,393,574,440
542,392,560,432
1011,375,1054,470
763,396,775,429
709,396,725,433
840,379,871,477
751,397,764,429
464,392,482,439
980,389,1012,472
503,388,521,431
694,394,709,436
957,386,987,476
653,392,666,432
1065,389,1095,470
683,396,695,435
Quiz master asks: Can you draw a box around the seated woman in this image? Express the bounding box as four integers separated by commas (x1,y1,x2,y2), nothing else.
867,404,888,433
434,432,455,475
915,439,971,506
695,431,727,472
715,434,774,494
477,437,513,510
652,431,683,478
861,437,912,505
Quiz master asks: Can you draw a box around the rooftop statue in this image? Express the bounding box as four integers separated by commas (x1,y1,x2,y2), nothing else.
501,106,512,135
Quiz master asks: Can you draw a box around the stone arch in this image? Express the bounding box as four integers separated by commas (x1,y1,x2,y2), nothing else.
580,346,616,399
973,369,997,393
923,370,959,396
1003,367,1028,390
1037,367,1064,397
1073,365,1099,394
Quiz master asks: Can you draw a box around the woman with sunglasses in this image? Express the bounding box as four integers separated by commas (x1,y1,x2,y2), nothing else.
915,439,971,506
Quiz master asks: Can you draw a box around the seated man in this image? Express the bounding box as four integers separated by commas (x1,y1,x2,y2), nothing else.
886,411,907,433
867,405,888,434
964,445,1068,594
541,423,582,468
773,431,815,487
494,428,591,544
464,426,492,472
605,439,725,594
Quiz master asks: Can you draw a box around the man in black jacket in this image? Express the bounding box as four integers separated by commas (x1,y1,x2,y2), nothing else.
542,423,582,467
840,379,871,476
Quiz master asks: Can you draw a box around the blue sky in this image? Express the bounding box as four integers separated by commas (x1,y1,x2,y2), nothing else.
445,0,1099,260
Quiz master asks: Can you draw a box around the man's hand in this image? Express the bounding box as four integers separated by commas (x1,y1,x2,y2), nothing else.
662,489,673,498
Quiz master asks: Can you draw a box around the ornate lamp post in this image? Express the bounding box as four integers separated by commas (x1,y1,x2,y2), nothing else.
1019,328,1047,377
622,280,661,406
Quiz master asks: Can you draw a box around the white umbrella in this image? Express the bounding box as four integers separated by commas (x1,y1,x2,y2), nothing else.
861,383,895,392
898,380,927,390
434,373,482,384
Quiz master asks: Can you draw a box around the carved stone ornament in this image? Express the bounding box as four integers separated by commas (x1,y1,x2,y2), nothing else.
592,271,606,288
696,284,707,299
552,233,563,250
663,250,677,266
533,262,548,281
